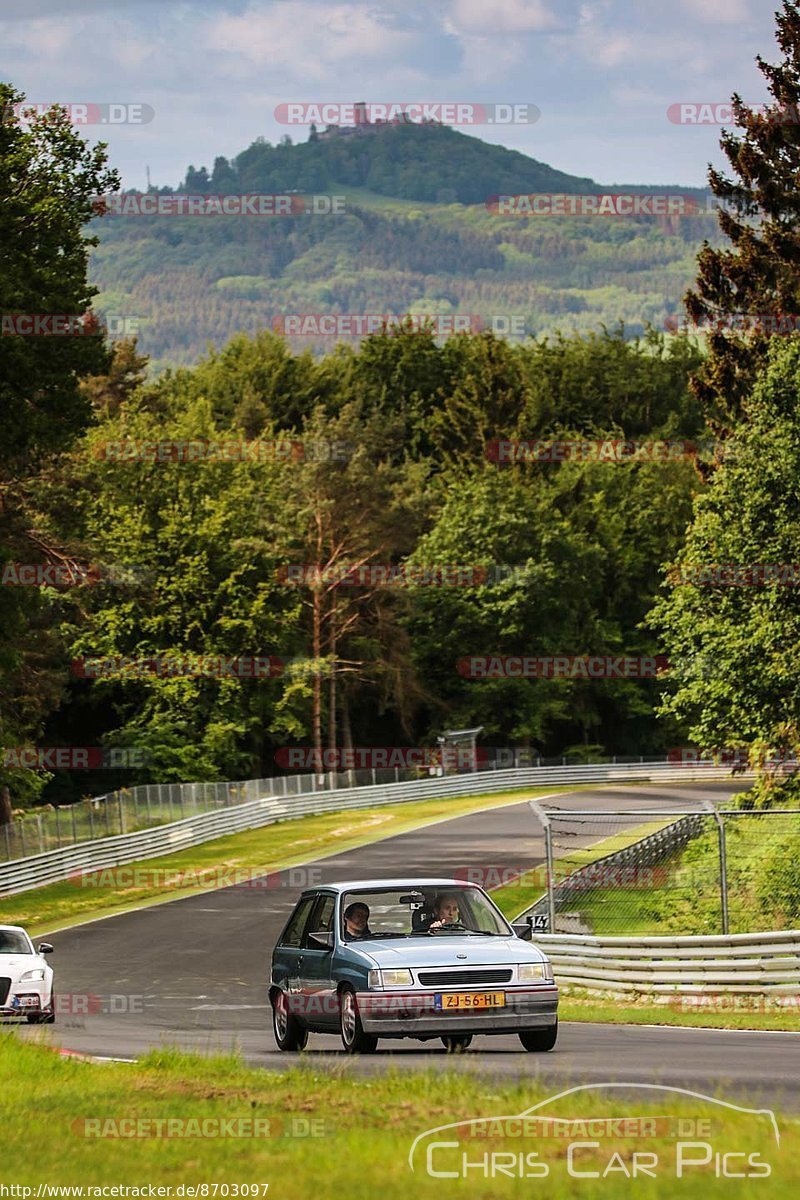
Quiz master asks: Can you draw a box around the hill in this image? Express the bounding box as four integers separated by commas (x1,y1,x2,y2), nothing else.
89,123,722,368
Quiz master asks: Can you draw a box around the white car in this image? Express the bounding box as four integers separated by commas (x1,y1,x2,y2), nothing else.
0,925,55,1024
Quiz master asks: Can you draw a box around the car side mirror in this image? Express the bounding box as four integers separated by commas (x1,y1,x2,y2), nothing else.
38,943,54,955
307,931,334,951
511,922,532,941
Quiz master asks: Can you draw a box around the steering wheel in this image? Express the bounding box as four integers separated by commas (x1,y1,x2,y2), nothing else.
430,921,467,932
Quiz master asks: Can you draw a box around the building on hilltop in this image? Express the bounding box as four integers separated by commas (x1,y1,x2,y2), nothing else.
318,101,441,141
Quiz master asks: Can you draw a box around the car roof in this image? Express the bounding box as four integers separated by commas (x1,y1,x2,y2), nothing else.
300,878,477,895
0,925,28,934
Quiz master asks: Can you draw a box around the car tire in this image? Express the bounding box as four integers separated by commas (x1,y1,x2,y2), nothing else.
441,1034,473,1053
339,987,378,1054
519,1022,557,1052
271,989,308,1051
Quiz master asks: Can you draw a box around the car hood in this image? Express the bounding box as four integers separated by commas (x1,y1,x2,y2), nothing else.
351,937,549,969
0,955,40,975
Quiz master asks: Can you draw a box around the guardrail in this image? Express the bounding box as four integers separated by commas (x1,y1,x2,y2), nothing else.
0,758,743,902
0,759,740,899
537,930,800,995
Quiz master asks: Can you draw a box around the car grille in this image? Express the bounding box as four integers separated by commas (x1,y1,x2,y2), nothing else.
417,969,513,987
0,978,11,1005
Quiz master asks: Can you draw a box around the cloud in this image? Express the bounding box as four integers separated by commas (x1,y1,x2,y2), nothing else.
206,3,413,77
677,0,750,23
445,0,559,35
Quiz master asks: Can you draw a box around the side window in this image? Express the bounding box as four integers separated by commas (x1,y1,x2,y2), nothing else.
280,895,316,948
303,894,335,947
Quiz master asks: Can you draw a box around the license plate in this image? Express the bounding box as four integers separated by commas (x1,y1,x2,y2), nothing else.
17,997,38,1008
434,991,505,1010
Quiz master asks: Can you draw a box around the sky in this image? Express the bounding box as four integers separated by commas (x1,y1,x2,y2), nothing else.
0,0,783,192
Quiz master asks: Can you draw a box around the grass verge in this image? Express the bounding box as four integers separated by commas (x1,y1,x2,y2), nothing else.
2,1036,796,1197
559,990,800,1033
0,785,568,935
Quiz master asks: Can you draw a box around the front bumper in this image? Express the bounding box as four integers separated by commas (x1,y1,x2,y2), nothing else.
355,985,558,1035
0,994,47,1017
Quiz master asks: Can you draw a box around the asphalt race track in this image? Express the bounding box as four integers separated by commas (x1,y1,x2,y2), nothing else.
14,779,800,1111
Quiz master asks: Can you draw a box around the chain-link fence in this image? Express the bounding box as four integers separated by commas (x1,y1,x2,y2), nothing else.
525,802,800,936
0,753,707,864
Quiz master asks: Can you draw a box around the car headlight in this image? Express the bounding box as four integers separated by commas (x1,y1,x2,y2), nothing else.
19,969,45,982
368,969,413,988
518,962,553,983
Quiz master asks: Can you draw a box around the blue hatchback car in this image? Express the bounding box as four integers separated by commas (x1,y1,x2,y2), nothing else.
269,878,558,1054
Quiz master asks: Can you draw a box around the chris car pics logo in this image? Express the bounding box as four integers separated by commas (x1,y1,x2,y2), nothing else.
408,1084,778,1180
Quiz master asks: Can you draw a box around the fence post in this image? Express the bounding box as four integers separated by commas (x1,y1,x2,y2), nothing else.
72,804,77,843
3,823,9,861
55,806,61,848
529,799,556,933
118,791,125,834
704,800,729,935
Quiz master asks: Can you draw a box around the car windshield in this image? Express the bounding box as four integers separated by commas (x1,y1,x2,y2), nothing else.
340,887,512,940
0,930,32,955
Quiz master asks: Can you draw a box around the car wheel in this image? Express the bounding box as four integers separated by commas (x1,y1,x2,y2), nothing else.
271,990,308,1051
441,1034,473,1053
519,1022,557,1052
339,987,378,1054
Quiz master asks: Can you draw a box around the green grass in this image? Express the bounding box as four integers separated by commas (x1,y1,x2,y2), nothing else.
560,990,800,1033
0,785,572,935
2,1037,796,1197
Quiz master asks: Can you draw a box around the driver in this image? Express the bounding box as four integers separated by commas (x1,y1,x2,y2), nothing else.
343,901,372,940
428,893,461,931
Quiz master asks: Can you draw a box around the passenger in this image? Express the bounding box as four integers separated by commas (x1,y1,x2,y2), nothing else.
428,893,462,931
342,902,372,940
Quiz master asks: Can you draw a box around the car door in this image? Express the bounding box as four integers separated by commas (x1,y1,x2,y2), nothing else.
298,892,338,1029
273,893,317,1003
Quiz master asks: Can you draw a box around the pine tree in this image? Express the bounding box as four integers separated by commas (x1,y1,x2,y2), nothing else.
686,1,800,430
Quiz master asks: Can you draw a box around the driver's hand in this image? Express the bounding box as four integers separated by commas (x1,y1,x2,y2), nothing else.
429,919,443,930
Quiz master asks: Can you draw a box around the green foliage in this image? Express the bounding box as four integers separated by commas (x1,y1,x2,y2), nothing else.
88,126,720,368
651,337,800,788
687,1,800,427
0,85,119,803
